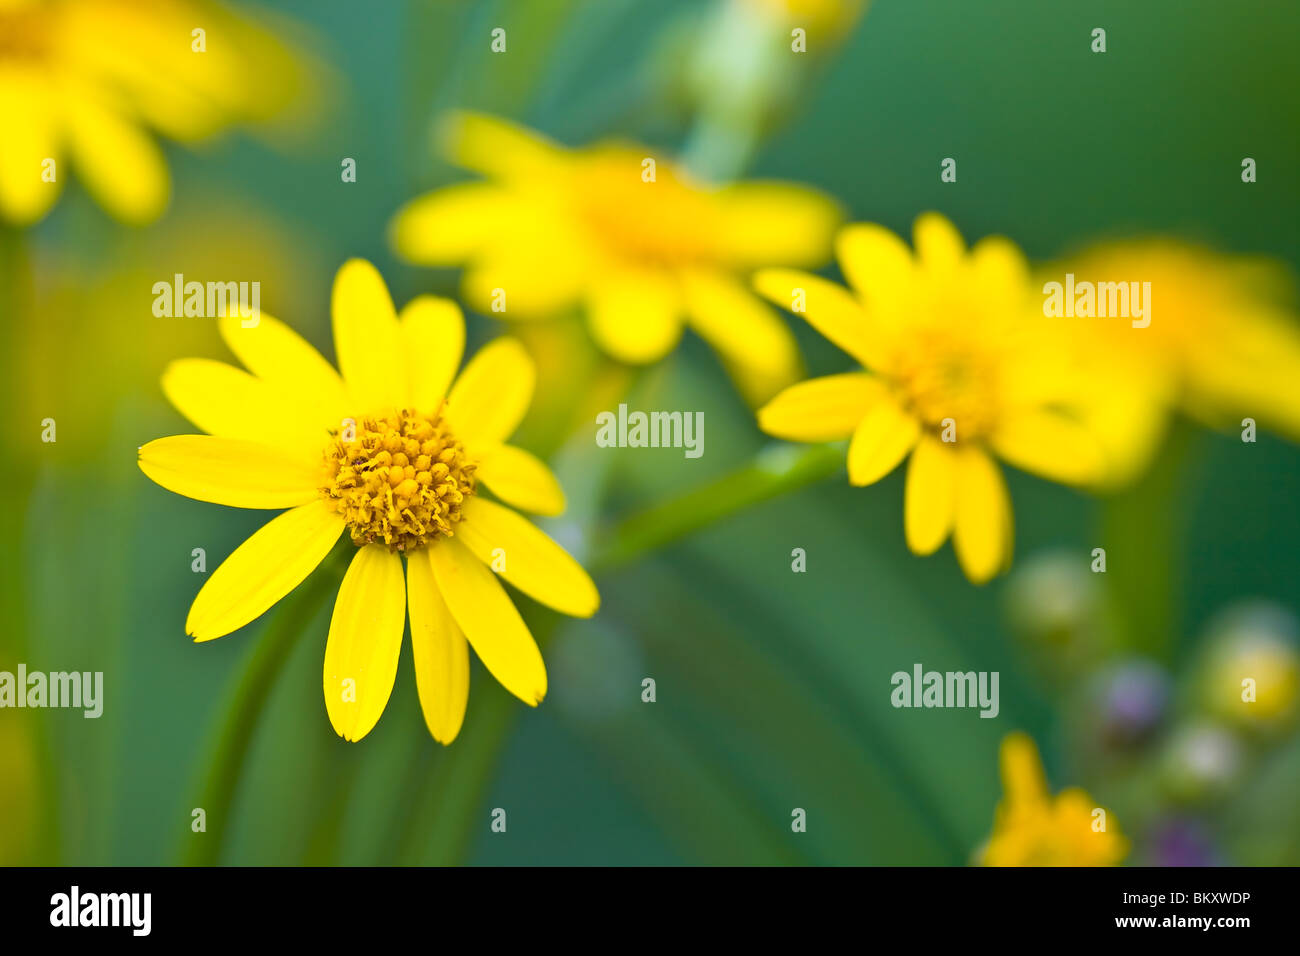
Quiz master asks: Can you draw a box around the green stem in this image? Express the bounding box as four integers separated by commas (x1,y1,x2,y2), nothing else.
180,549,343,866
592,442,844,572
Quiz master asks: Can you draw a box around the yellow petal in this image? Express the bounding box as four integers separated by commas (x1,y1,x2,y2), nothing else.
835,223,915,313
455,497,598,618
757,373,884,442
0,65,61,224
713,183,841,268
446,338,535,445
680,268,801,404
161,358,328,455
323,545,406,742
406,550,470,744
427,535,547,705
846,395,919,486
904,435,956,555
913,212,965,277
440,111,563,181
991,407,1102,487
138,435,323,509
475,444,566,516
390,182,517,265
952,446,1013,585
218,311,349,428
753,268,884,369
187,500,343,641
331,258,404,413
63,82,168,224
460,240,588,320
1000,732,1049,808
586,266,683,365
400,295,465,414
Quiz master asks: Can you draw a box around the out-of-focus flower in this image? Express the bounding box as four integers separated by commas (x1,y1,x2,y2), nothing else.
1004,549,1104,647
1092,659,1170,747
1046,241,1300,486
1199,601,1299,729
741,0,866,33
138,259,599,744
0,716,40,864
1159,723,1242,804
1144,817,1222,867
755,213,1102,584
0,0,315,225
390,112,842,404
979,732,1128,866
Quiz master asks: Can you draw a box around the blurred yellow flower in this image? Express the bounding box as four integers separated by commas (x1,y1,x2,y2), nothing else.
1048,241,1300,486
138,259,599,744
0,0,313,225
755,213,1100,584
742,0,866,34
390,111,842,403
980,732,1128,867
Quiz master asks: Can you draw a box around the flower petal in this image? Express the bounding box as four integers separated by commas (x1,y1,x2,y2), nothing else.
475,444,566,516
331,258,404,414
138,435,323,509
991,408,1102,487
758,373,884,442
0,65,61,224
586,266,683,365
427,535,547,705
406,549,470,745
446,337,535,445
390,182,517,265
835,223,915,314
952,446,1013,585
323,545,406,742
455,497,598,618
161,358,329,454
904,435,956,555
400,295,465,415
846,395,920,486
713,183,841,268
913,212,965,278
753,268,884,369
680,268,800,404
187,500,343,641
63,82,169,224
441,110,563,181
218,311,349,428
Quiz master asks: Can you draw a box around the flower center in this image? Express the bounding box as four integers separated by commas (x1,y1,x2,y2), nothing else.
573,149,720,266
0,9,53,61
320,407,477,552
890,327,999,439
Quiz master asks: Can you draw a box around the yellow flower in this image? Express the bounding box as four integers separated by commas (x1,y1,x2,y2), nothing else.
1047,241,1300,486
742,0,867,34
0,0,312,225
138,259,599,744
754,213,1100,584
390,111,842,403
980,732,1128,867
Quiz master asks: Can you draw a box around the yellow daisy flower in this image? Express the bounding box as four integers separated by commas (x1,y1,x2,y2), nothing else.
0,0,311,225
138,259,599,744
980,732,1127,867
1047,241,1300,486
754,212,1101,584
390,111,842,403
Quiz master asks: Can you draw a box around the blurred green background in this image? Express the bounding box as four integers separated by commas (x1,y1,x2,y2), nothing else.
2,0,1298,865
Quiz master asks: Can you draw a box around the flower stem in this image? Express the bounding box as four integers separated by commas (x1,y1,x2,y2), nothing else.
180,546,344,866
591,442,844,572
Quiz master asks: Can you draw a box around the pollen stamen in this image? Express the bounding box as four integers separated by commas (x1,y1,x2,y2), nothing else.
321,407,476,551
